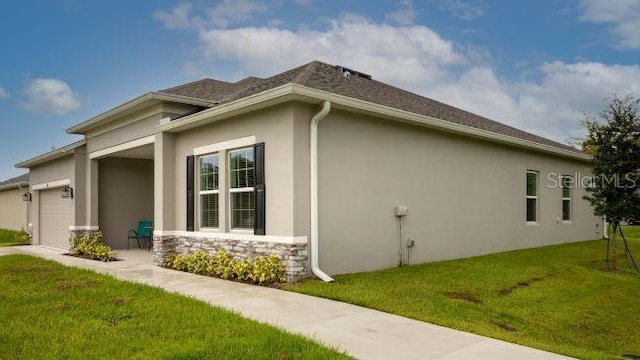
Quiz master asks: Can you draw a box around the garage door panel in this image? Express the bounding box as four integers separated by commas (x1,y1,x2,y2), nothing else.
40,189,72,251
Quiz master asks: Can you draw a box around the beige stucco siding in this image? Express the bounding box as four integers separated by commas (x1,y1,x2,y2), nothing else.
98,158,154,248
86,104,200,154
313,110,600,275
173,104,296,235
0,188,28,231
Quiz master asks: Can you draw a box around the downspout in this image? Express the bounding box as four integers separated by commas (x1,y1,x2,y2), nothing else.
310,100,334,282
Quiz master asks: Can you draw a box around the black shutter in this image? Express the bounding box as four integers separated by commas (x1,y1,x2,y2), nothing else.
254,143,266,235
186,155,195,232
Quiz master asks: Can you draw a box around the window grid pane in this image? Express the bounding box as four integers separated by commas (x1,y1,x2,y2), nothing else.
526,172,537,196
201,193,219,228
562,199,571,221
526,198,537,222
229,148,255,189
200,155,219,191
231,191,255,229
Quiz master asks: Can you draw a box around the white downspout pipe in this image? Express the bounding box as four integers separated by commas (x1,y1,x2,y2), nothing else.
310,100,334,282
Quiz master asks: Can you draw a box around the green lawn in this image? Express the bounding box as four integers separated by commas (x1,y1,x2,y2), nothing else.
0,228,20,247
0,255,350,359
286,226,640,360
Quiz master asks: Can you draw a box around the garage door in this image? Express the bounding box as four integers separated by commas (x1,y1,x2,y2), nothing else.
39,188,72,251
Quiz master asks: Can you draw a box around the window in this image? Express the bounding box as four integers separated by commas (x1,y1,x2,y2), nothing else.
229,147,255,229
526,171,538,223
199,154,219,228
561,176,572,221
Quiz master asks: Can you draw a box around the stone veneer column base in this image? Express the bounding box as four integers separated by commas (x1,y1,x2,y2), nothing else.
153,235,177,266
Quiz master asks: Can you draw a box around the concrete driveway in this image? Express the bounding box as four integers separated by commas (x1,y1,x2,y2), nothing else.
0,246,573,360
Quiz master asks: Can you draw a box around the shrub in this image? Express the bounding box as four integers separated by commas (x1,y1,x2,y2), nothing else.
70,231,116,262
14,229,30,245
165,250,287,284
252,255,286,284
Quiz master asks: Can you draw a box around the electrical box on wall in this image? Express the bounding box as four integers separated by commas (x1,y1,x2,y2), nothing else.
395,205,408,217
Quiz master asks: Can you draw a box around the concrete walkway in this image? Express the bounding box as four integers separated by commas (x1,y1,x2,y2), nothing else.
0,246,572,360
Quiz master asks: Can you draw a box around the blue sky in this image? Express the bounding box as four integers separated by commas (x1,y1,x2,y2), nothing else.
1,0,639,180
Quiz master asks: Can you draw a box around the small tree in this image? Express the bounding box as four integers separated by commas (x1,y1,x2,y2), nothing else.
582,95,640,271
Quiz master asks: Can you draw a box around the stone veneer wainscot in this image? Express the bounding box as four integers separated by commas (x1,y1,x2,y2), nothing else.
153,234,309,282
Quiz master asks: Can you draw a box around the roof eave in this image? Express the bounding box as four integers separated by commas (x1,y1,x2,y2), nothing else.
157,83,591,162
66,92,216,135
15,139,87,168
0,181,29,192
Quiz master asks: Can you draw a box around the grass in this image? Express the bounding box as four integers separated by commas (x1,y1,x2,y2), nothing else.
0,255,350,359
0,228,21,247
286,226,640,360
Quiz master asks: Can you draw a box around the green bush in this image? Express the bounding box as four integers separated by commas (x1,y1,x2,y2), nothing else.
166,250,287,284
70,231,116,262
14,229,30,245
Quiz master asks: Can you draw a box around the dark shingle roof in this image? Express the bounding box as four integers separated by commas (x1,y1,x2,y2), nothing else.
159,61,577,152
0,173,29,187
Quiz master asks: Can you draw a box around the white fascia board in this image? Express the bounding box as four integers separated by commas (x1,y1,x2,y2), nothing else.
32,179,71,190
89,135,155,159
15,139,87,168
66,92,215,135
157,83,590,162
154,230,307,245
0,181,29,192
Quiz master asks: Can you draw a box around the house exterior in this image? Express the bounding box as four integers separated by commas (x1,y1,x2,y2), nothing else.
16,61,601,280
0,174,30,232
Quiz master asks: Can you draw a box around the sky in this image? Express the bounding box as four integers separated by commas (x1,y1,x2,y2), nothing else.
0,0,639,180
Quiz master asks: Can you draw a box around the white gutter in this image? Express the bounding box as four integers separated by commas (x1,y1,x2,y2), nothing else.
310,100,334,282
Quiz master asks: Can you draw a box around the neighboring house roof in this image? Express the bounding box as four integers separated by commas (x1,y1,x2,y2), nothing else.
15,139,87,168
159,61,579,153
0,173,29,191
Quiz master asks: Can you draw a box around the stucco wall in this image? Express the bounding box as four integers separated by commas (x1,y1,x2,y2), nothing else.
86,104,201,153
307,109,600,275
0,188,28,231
173,103,296,236
98,157,154,249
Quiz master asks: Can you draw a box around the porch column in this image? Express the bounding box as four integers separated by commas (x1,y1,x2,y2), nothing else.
86,158,99,227
154,132,175,231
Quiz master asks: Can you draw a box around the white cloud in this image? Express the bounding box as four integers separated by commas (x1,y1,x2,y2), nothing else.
208,0,267,28
157,7,639,144
21,78,81,115
198,13,465,87
427,62,640,142
578,0,640,49
154,2,193,30
386,0,418,26
433,0,484,20
0,87,7,99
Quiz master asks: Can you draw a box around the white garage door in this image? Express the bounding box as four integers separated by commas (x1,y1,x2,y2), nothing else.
39,188,72,251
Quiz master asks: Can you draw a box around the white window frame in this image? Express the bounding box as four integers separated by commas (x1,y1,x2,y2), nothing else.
228,147,255,232
526,170,539,224
561,175,572,222
198,153,220,230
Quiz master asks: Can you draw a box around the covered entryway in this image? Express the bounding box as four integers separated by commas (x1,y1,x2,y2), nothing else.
95,141,154,249
39,188,72,250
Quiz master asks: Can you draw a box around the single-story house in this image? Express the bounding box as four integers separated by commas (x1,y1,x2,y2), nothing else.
16,61,601,281
0,173,30,232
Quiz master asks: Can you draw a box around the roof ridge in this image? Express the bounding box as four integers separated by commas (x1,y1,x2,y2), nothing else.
292,61,320,85
159,78,231,93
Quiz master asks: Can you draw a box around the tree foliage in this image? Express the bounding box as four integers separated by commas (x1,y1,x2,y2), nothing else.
583,95,640,222
582,95,640,270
